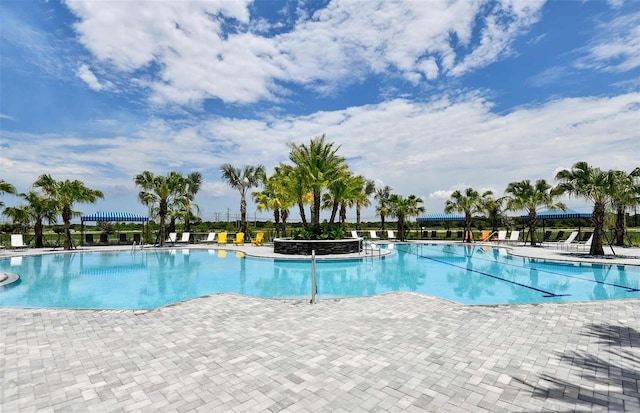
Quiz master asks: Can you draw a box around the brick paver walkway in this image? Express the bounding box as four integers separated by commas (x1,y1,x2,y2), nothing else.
2,292,639,412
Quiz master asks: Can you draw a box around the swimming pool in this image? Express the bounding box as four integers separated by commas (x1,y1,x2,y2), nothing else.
1,244,638,309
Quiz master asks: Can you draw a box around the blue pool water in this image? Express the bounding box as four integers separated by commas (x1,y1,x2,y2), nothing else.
1,244,638,309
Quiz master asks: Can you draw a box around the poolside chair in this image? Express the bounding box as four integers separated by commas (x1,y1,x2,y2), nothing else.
10,234,28,249
444,230,452,240
350,230,359,239
431,230,437,239
202,232,217,243
579,231,593,243
100,233,108,243
479,230,491,242
167,232,178,246
573,233,594,251
369,230,379,240
456,231,463,239
85,234,94,244
119,233,127,243
251,232,264,246
217,232,228,244
177,232,190,244
553,231,579,249
387,230,396,240
496,230,508,243
551,231,565,242
232,232,244,245
507,231,520,245
133,233,141,244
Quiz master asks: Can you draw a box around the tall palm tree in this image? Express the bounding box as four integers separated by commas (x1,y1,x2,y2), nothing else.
555,162,613,255
134,171,185,247
34,174,104,250
0,179,17,209
355,178,376,230
609,167,640,246
374,185,393,231
504,179,565,246
387,194,425,241
182,172,203,232
444,187,493,243
287,134,346,231
220,164,266,234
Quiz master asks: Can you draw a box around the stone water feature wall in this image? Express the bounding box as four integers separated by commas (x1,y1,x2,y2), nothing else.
273,238,361,255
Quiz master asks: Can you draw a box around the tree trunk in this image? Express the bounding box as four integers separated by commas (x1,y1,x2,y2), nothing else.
63,205,72,250
590,202,605,255
356,206,361,230
328,200,339,226
240,193,247,234
297,202,308,230
159,200,167,246
615,206,625,246
273,209,281,238
281,209,289,238
380,213,386,231
34,219,44,248
339,204,347,229
398,216,405,241
528,211,537,246
464,214,472,243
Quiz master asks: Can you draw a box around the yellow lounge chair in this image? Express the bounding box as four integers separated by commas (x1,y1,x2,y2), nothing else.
232,232,245,245
217,232,227,244
251,232,264,246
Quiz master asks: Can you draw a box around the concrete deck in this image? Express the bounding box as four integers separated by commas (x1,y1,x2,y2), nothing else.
2,242,639,411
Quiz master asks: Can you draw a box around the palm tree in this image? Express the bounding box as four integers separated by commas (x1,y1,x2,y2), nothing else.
374,185,393,231
287,134,346,232
609,167,640,246
33,174,104,250
17,191,58,247
220,164,266,234
0,179,17,209
2,205,30,234
182,172,203,232
253,167,295,238
355,178,376,231
555,162,615,255
444,187,493,243
504,179,565,246
134,171,185,247
480,195,506,233
387,194,425,241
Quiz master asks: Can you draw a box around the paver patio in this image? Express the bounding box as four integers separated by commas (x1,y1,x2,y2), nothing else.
2,291,639,412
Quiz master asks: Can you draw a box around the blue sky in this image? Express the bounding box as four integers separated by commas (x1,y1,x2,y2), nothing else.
1,0,639,223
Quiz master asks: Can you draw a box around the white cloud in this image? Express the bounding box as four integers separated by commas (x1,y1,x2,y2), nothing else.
3,91,637,216
76,64,110,91
576,11,640,73
63,0,547,106
0,113,15,121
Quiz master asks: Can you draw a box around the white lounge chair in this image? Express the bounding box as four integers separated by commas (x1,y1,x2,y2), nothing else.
177,232,190,244
507,231,520,244
575,233,594,251
369,230,379,240
202,232,217,243
387,230,396,240
496,230,507,243
10,234,27,249
551,231,578,249
350,230,359,239
167,232,178,246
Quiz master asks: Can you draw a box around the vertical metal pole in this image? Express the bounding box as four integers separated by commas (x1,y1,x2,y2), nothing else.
311,250,316,304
